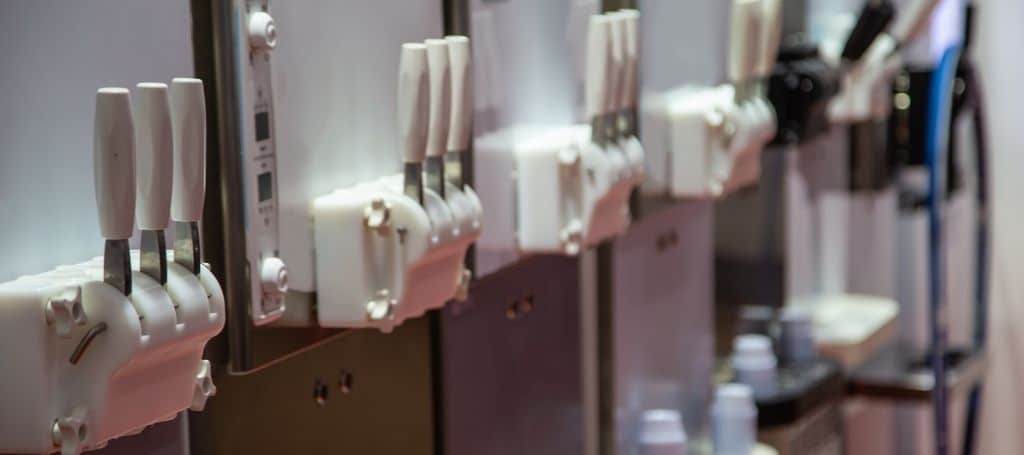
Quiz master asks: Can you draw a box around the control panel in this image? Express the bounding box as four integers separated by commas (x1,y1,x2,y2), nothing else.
237,0,287,325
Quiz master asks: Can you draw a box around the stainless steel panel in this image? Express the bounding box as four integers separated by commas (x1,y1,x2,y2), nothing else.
196,0,448,371
189,318,436,455
605,201,715,453
442,255,584,455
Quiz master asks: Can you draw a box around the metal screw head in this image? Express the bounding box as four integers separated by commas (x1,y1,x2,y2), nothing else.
338,370,354,394
45,286,86,338
560,221,583,256
363,198,392,233
366,289,396,321
313,379,328,407
517,296,535,314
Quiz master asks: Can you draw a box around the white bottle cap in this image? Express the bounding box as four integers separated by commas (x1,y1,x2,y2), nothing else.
731,334,778,395
639,409,688,455
711,383,757,455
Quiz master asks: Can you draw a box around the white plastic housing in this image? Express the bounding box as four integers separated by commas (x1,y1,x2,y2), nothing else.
312,178,481,332
641,84,775,199
0,257,224,455
474,124,632,257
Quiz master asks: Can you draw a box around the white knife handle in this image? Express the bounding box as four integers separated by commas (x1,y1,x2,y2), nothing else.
585,14,611,121
170,78,207,223
757,0,783,78
446,35,472,153
620,9,640,110
134,83,173,231
728,0,761,84
425,39,451,159
605,13,625,115
94,88,136,241
399,43,430,164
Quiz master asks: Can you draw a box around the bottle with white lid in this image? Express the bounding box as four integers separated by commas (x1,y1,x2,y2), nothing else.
779,306,817,365
712,383,757,455
638,409,688,455
731,333,778,396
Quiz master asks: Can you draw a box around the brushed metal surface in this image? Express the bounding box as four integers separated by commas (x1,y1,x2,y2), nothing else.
189,318,436,455
442,255,584,455
605,200,716,453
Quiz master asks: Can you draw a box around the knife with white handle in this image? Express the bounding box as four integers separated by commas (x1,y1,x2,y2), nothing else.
398,43,430,204
445,35,472,189
170,77,207,275
585,14,611,145
729,0,762,100
605,12,625,144
758,0,783,82
425,38,451,199
619,9,639,136
94,87,136,295
135,82,173,284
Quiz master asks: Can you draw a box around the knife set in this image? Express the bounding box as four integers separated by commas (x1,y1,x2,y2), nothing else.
0,80,224,455
312,36,482,332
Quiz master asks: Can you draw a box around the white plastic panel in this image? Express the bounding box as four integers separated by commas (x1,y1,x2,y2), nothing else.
268,0,444,293
0,0,193,282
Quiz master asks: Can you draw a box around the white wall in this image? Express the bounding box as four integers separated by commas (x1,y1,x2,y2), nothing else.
974,0,1024,453
0,0,194,282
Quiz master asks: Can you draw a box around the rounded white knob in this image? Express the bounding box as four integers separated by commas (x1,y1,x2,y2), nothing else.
260,257,288,295
248,11,278,50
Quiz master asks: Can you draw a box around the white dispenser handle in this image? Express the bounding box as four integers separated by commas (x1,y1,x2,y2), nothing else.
94,88,136,241
446,36,472,153
425,39,451,159
134,83,174,231
728,0,762,84
585,14,611,121
170,78,207,223
399,43,430,165
620,9,640,110
757,0,783,79
605,13,625,116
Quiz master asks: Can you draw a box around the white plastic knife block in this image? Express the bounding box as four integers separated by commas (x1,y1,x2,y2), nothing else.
312,176,482,332
641,85,776,199
0,255,224,455
474,124,635,257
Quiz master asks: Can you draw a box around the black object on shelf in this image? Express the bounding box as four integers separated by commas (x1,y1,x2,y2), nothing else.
768,40,839,146
841,0,896,63
847,344,986,402
750,359,846,428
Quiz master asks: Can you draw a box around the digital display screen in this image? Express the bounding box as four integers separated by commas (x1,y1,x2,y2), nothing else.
255,111,271,141
258,172,273,202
